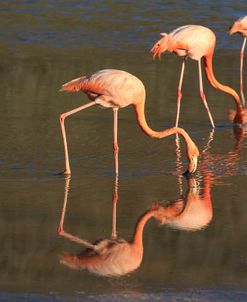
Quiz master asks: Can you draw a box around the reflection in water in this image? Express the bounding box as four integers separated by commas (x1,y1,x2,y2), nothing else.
154,176,212,232
57,129,246,278
157,135,214,232
58,176,161,277
199,126,246,182
162,126,246,232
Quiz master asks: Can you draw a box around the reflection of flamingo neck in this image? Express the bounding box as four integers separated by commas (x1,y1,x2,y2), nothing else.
203,174,212,201
204,51,243,123
131,210,155,250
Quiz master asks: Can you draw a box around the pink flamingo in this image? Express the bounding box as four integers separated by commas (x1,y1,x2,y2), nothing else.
59,69,199,175
151,25,245,128
229,16,247,106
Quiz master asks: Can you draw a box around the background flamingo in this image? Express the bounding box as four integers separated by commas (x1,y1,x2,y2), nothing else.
59,69,199,175
151,25,245,127
229,15,247,106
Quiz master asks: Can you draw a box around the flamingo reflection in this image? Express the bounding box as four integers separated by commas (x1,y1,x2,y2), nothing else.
152,133,214,232
58,176,162,277
153,175,212,232
157,126,246,232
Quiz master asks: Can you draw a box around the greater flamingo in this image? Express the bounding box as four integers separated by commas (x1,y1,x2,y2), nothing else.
151,25,245,128
229,16,247,106
59,69,199,175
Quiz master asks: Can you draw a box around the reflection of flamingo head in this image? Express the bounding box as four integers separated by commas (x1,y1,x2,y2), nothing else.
151,201,185,225
151,33,170,60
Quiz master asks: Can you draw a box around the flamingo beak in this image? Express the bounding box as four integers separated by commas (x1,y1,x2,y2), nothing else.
228,22,240,35
151,45,161,60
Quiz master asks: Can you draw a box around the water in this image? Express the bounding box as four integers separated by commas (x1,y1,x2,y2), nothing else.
0,1,247,301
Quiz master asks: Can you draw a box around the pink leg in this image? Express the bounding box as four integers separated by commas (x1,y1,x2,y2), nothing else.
240,37,246,107
198,59,215,128
58,175,96,249
111,174,119,239
175,58,185,127
59,101,96,175
113,108,119,176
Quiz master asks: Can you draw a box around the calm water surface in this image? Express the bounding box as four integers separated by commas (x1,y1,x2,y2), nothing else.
0,1,247,301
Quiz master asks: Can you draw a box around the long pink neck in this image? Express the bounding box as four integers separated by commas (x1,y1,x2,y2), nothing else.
203,51,243,123
133,102,197,157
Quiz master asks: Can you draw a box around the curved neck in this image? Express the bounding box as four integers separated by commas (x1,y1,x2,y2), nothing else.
131,210,155,247
133,102,196,156
203,51,243,120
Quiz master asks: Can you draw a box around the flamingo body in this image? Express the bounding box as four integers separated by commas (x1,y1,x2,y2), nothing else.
61,69,145,108
155,25,215,60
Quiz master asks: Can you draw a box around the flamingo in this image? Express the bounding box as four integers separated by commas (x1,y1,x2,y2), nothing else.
59,69,199,175
58,176,164,277
151,25,245,128
229,16,247,106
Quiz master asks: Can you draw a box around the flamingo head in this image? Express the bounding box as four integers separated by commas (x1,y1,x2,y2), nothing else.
229,19,247,36
185,143,199,176
150,33,170,60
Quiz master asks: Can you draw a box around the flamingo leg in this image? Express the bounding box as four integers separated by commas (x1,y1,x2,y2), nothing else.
240,37,246,107
175,58,186,127
198,59,215,128
58,176,96,249
113,108,119,176
111,174,119,239
59,101,96,175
